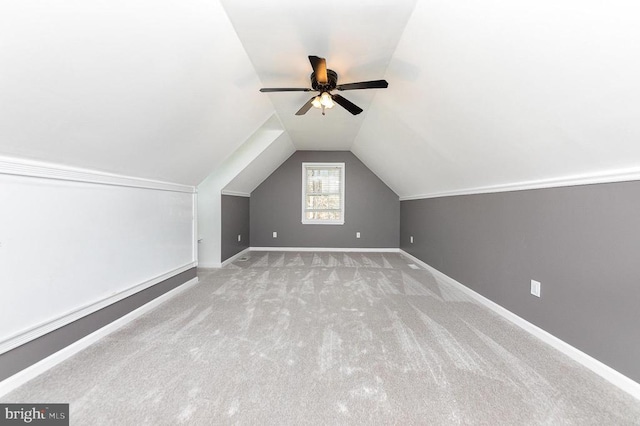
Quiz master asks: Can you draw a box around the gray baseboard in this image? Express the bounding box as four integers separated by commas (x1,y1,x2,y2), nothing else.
0,267,197,382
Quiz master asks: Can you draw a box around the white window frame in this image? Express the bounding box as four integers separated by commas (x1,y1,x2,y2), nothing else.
301,162,345,225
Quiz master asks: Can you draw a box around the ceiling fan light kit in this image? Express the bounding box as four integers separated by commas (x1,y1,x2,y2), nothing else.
310,92,335,115
259,55,388,116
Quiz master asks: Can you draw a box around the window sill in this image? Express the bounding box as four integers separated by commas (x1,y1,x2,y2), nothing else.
301,220,345,225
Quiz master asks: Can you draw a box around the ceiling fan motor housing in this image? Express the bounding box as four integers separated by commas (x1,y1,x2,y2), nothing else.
311,69,338,92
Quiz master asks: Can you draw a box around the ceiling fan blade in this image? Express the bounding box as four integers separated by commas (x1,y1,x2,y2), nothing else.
308,56,328,84
260,88,312,92
331,94,363,115
336,80,389,91
295,97,316,115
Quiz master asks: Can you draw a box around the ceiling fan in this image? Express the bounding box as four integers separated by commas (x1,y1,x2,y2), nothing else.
259,55,388,116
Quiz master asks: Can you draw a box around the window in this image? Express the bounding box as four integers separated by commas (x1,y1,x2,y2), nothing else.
302,162,345,225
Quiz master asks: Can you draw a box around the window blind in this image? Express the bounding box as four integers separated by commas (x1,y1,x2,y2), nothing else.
302,163,345,224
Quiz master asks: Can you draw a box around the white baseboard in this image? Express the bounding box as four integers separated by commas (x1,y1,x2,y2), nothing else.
221,248,251,267
199,248,399,268
250,247,400,253
399,250,640,401
198,262,222,269
0,263,197,355
0,277,199,398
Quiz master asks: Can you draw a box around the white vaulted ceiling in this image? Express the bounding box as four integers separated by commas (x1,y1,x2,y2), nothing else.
2,1,640,195
220,0,417,151
0,0,273,185
352,0,640,198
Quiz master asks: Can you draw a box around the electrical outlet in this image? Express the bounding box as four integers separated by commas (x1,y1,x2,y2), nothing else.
356,232,361,239
272,231,277,238
531,280,541,297
237,234,241,242
410,236,414,244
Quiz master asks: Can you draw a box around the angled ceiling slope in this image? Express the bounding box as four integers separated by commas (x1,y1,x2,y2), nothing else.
221,0,417,151
0,0,273,186
223,132,296,196
353,0,640,198
199,114,292,194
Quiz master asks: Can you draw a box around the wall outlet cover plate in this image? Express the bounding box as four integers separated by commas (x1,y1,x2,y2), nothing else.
531,280,541,297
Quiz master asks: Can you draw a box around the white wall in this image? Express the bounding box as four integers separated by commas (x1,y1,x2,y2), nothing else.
0,156,196,354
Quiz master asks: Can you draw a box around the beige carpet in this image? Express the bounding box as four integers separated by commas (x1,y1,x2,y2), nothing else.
3,252,640,424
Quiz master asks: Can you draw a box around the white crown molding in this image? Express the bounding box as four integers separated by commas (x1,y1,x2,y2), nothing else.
250,247,400,253
0,155,195,193
399,168,640,201
0,277,198,398
221,190,251,197
0,263,197,356
399,250,640,401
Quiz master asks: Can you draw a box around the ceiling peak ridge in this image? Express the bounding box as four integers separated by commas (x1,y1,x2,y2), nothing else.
218,0,280,105
346,0,419,151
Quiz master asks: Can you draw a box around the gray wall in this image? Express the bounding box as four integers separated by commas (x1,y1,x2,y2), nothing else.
400,181,640,382
0,268,197,382
221,194,250,262
251,151,399,248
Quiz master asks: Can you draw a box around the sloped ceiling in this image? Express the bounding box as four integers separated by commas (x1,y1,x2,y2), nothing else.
2,1,640,195
353,0,640,197
220,0,417,151
0,0,273,186
223,131,296,196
